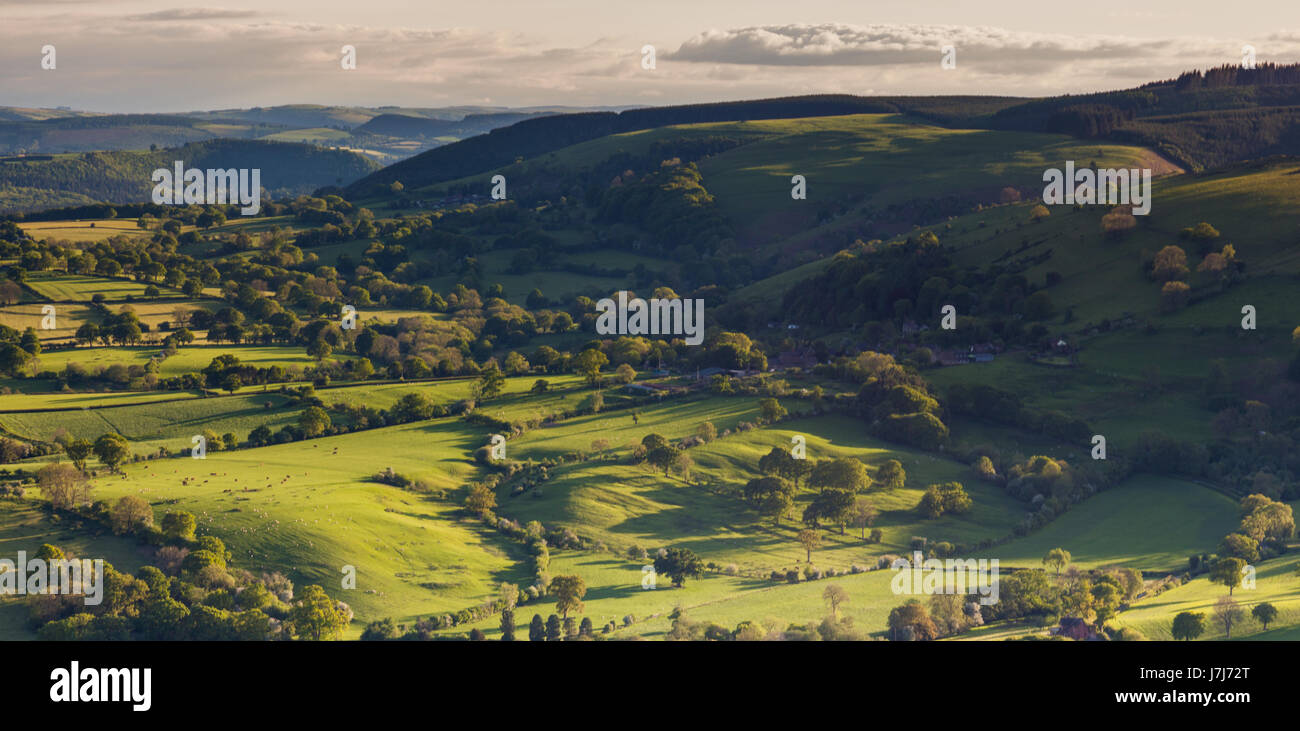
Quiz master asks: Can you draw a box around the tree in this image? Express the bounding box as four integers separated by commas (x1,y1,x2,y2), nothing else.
110,495,153,535
1160,281,1191,312
221,373,242,394
545,614,562,641
758,397,787,423
852,498,879,539
1152,245,1189,281
475,364,506,400
161,511,197,542
696,422,717,443
823,584,849,619
797,529,821,563
888,600,938,641
758,446,797,484
742,476,795,525
92,433,131,471
499,581,519,610
653,547,703,587
1252,602,1278,631
464,484,497,518
549,575,587,617
307,339,333,361
918,482,971,519
64,439,94,472
804,488,856,534
613,363,637,384
37,463,92,510
1213,595,1244,639
573,348,608,387
1043,548,1072,576
647,445,681,476
529,614,545,641
877,459,906,490
1210,557,1246,595
808,457,871,493
500,609,516,641
291,585,348,640
298,406,332,437
1218,533,1260,563
1171,611,1205,641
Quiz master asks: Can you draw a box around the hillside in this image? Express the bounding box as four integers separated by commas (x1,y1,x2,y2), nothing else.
0,139,380,214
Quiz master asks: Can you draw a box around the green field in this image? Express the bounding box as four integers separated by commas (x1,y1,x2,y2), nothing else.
18,219,156,243
86,418,532,633
996,475,1239,572
1115,552,1300,640
31,344,343,378
23,273,182,302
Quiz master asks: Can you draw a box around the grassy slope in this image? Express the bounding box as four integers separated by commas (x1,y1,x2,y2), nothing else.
1115,552,1300,640
87,418,531,632
996,475,1239,572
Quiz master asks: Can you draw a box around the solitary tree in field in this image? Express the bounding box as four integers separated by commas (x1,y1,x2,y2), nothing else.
797,529,822,564
877,459,906,490
1210,557,1246,595
1213,596,1244,639
1043,548,1071,577
549,575,587,618
654,547,703,588
92,432,131,472
823,584,849,619
1171,611,1205,641
648,445,681,476
1252,602,1278,632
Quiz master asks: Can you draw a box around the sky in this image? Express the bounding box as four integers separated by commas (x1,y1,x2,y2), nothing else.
2,0,1299,112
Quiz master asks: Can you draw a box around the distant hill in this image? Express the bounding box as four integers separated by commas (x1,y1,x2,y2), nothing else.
345,95,1027,195
0,104,620,163
0,139,380,214
0,114,280,155
353,111,554,139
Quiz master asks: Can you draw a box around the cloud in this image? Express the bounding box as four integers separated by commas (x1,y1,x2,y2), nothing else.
2,16,1298,111
125,8,263,22
665,23,1254,68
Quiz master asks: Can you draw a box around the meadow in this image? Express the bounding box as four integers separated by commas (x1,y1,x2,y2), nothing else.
85,417,533,633
23,273,182,302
